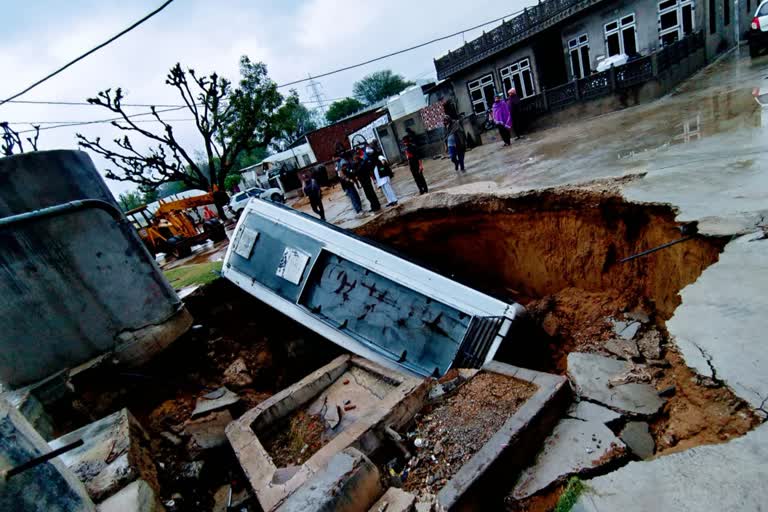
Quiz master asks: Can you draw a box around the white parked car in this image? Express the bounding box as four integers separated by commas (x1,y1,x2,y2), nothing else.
228,187,284,216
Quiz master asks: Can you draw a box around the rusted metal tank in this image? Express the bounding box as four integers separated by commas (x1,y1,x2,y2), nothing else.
0,150,191,388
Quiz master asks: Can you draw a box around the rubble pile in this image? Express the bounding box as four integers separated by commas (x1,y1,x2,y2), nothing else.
263,409,329,467
391,373,537,498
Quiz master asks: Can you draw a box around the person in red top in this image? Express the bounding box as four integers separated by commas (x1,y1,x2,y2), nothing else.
403,135,429,194
203,206,215,220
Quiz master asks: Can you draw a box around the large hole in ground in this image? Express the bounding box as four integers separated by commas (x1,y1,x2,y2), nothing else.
355,189,760,457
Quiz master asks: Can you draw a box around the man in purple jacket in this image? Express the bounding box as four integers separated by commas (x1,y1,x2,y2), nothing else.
491,93,512,146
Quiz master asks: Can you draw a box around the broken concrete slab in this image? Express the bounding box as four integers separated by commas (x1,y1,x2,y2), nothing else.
610,319,641,340
223,358,253,388
49,408,159,503
511,419,626,500
185,409,233,455
620,421,655,459
276,448,382,512
368,487,416,512
603,338,640,360
666,234,768,411
575,422,768,511
567,353,665,416
0,398,96,512
96,479,165,512
2,387,55,440
190,387,239,418
567,401,622,425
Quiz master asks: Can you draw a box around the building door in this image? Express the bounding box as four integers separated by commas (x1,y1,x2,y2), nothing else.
568,34,591,79
659,0,696,45
467,74,496,114
499,58,536,98
605,14,638,56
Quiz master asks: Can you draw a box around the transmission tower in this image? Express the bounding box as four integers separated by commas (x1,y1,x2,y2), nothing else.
305,74,328,118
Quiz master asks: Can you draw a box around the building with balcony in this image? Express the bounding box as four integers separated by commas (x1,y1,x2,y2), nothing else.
433,0,750,126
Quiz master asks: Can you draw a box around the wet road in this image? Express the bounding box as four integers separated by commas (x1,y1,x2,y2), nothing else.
294,48,768,233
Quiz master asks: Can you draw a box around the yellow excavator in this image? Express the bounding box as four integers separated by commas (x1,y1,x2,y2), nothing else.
126,193,227,258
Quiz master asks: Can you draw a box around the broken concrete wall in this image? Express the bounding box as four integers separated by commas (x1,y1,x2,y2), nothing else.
0,150,191,388
0,399,95,512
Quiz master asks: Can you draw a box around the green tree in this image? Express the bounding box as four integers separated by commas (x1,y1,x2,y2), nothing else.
77,56,288,219
117,190,144,211
224,173,242,192
270,91,318,150
325,97,365,123
352,70,415,105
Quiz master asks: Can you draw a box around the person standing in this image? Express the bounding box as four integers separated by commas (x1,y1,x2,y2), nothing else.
337,160,362,214
506,88,523,140
374,154,398,206
303,167,325,220
356,150,382,212
403,135,428,194
491,93,512,146
443,116,467,172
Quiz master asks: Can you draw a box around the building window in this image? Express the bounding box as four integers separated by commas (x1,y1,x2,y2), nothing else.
568,34,591,79
724,0,730,25
659,0,696,46
467,74,496,114
604,14,638,57
499,58,536,98
709,0,717,33
302,154,312,166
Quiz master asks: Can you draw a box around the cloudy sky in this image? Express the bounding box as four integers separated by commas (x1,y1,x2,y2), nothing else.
1,0,534,197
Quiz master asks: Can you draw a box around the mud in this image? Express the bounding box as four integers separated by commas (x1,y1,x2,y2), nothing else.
357,188,761,479
263,409,329,468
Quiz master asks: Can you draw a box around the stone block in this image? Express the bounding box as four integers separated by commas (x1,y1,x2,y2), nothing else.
368,487,416,512
567,401,622,425
567,353,665,416
0,399,95,512
49,408,159,503
185,409,233,455
96,479,165,512
619,421,655,459
276,448,383,512
511,419,626,500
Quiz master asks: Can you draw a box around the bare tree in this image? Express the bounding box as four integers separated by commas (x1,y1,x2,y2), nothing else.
1,122,40,156
77,57,286,218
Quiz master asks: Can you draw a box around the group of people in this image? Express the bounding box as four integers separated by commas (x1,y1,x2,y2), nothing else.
491,87,523,146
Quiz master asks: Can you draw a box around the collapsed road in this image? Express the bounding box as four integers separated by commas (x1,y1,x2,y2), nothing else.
1,48,766,512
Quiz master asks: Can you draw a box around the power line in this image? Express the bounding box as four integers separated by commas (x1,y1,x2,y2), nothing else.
275,9,525,88
9,118,194,125
4,99,185,108
16,105,187,133
0,0,176,107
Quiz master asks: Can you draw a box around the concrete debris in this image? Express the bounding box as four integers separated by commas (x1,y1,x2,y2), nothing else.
619,422,655,459
185,410,233,456
625,310,651,324
222,358,253,388
636,329,663,360
275,448,382,512
190,387,240,418
178,460,205,480
368,487,416,512
0,398,96,512
1,387,56,441
575,423,768,511
603,338,641,360
511,419,626,500
49,408,160,503
96,479,165,512
567,353,666,416
610,319,642,341
567,401,622,425
159,431,182,446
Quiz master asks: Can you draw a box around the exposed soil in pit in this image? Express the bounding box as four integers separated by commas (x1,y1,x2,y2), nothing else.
47,279,343,511
357,188,762,507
